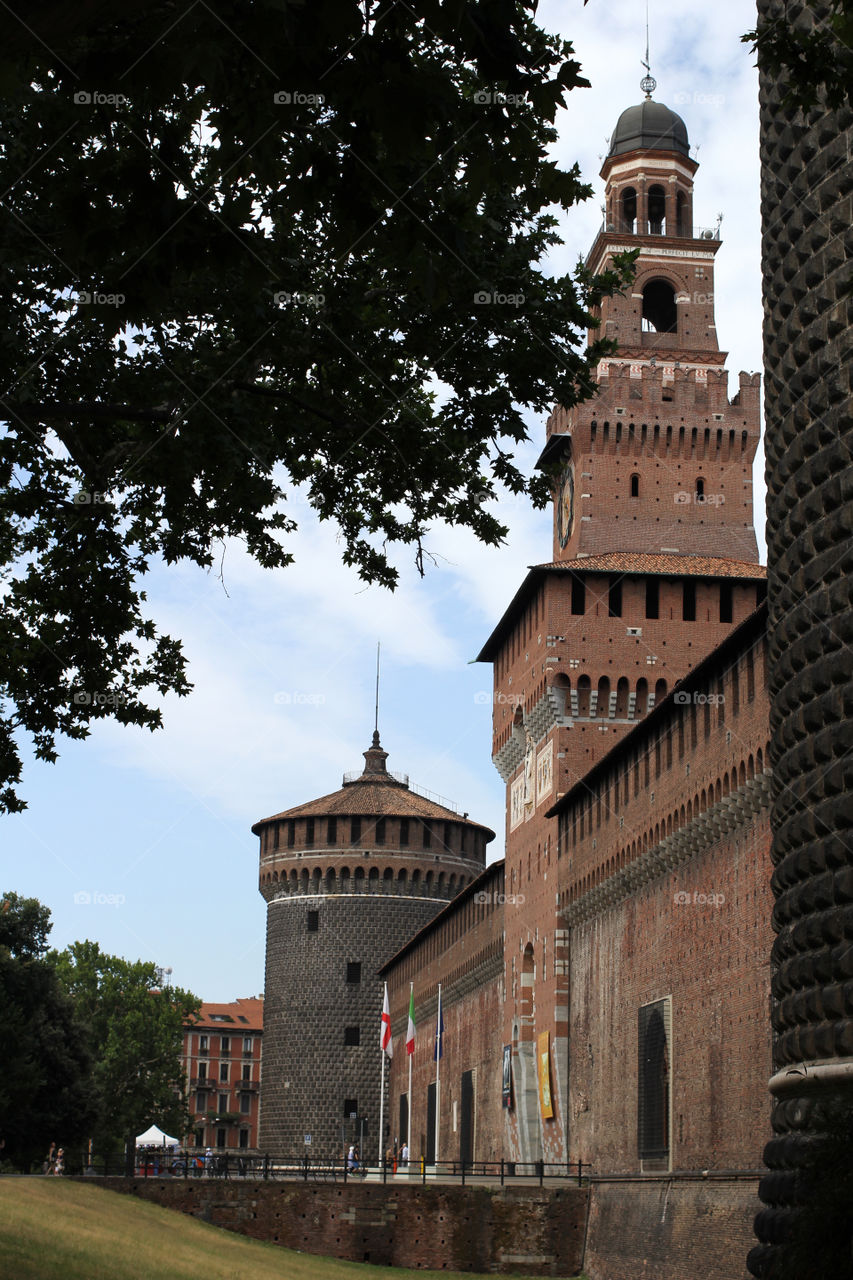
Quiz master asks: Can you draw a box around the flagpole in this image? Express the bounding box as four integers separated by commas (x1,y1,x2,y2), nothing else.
378,1048,386,1169
379,981,393,1169
407,981,414,1153
435,983,441,1167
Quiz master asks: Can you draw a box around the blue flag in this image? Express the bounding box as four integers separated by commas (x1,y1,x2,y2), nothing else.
434,988,444,1060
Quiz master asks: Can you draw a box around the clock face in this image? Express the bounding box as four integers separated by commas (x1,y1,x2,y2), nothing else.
557,464,575,549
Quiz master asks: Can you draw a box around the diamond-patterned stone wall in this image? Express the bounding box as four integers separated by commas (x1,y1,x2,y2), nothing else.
750,2,853,1274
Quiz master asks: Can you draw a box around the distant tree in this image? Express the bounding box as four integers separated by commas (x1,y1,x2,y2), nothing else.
0,892,93,1170
744,1,853,112
53,940,200,1152
0,0,633,812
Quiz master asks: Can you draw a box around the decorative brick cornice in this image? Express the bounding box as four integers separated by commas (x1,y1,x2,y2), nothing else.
559,771,773,926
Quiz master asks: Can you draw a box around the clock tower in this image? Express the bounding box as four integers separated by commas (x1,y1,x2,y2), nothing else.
546,94,760,566
477,92,766,1166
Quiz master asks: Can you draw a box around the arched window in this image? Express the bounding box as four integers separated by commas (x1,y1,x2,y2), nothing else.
638,1002,670,1160
622,186,637,233
630,473,640,498
642,280,677,334
552,672,571,720
648,185,666,235
577,675,591,718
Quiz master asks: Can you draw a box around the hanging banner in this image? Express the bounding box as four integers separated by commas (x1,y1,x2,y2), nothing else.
537,1030,554,1119
502,1045,513,1109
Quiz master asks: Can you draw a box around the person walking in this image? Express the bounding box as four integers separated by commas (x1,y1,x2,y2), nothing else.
400,1141,409,1167
54,1148,65,1176
43,1142,56,1175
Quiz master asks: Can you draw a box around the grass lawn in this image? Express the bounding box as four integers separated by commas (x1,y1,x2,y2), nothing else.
0,1179,586,1280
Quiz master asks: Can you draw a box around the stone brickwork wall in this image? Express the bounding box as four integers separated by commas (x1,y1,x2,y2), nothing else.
751,1,853,1273
262,892,446,1159
256,736,494,1162
585,1175,761,1280
92,1177,586,1275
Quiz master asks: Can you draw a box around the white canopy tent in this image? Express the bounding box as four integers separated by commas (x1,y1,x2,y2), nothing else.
135,1124,180,1147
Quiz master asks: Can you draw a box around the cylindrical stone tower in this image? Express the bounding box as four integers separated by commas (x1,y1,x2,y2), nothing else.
254,733,494,1160
750,2,853,1274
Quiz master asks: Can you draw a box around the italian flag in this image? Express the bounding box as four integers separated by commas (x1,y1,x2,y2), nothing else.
406,987,416,1055
381,982,393,1057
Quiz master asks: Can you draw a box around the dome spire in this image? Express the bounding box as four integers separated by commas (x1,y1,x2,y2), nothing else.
640,0,656,99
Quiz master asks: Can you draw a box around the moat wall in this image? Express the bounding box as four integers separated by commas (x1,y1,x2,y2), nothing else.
84,1174,758,1277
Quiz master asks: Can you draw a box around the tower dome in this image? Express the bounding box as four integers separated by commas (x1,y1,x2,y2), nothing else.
607,98,690,158
254,734,494,1159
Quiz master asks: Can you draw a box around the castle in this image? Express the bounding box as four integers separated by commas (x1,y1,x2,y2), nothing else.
254,91,775,1180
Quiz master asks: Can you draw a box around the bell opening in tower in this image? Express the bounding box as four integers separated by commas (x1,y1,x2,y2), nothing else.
641,280,677,334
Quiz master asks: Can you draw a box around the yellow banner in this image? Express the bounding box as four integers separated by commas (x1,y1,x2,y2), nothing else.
537,1030,554,1119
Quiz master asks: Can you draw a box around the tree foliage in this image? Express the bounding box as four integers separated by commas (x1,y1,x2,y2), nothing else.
53,940,200,1151
0,0,632,811
0,892,93,1169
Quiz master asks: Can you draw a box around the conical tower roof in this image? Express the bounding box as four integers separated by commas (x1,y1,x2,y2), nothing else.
251,733,495,837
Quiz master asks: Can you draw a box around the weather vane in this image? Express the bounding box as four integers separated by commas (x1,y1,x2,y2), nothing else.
640,0,656,98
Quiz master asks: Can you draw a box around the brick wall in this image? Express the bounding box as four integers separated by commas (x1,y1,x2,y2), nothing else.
445,608,774,1172
585,1175,761,1280
549,367,761,566
384,862,507,1165
552,609,774,1172
91,1177,586,1275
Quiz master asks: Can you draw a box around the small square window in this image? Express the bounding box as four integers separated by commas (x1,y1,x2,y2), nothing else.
344,1026,361,1046
307,910,319,932
346,962,362,984
343,1099,357,1117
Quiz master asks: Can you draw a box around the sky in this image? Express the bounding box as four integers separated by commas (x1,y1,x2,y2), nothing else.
4,0,766,1002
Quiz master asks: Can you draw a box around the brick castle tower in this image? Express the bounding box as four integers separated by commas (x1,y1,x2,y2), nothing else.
255,733,494,1159
477,90,766,1163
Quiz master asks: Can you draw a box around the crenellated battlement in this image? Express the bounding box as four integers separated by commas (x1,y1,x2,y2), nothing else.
546,366,761,448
